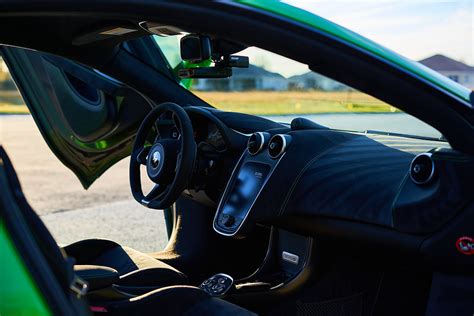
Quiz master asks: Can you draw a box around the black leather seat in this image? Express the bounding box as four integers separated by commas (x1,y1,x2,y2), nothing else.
63,239,188,288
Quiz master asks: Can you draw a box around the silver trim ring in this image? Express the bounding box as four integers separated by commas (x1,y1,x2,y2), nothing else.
410,152,435,185
268,134,287,159
247,132,265,155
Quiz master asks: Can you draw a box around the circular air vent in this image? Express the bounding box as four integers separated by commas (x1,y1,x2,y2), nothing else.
410,153,435,185
268,134,289,159
247,132,268,155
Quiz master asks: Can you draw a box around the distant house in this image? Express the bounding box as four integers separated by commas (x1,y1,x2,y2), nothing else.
288,72,349,91
419,54,474,89
193,65,288,91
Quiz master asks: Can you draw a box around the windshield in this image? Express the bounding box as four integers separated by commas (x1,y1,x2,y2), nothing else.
154,35,443,139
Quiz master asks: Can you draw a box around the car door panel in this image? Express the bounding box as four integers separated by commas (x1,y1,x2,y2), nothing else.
1,46,151,187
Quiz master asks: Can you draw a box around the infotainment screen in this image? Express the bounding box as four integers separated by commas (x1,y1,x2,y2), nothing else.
222,161,271,219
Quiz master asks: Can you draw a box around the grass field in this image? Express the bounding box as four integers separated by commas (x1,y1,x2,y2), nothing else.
193,91,398,115
0,90,399,115
0,104,29,114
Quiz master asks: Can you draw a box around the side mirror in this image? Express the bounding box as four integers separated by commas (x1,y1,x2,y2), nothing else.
180,34,211,63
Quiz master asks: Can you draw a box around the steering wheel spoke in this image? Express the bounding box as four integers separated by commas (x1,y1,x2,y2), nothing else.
136,146,151,165
144,184,165,201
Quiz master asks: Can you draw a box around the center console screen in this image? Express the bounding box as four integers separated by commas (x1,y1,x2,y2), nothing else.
222,161,271,219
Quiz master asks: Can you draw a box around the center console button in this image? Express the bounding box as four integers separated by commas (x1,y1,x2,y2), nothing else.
200,273,234,297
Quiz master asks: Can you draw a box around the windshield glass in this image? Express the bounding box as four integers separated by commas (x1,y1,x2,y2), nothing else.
154,36,442,139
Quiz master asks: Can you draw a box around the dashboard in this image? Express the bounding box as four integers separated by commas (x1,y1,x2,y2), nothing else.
182,107,474,267
210,122,474,239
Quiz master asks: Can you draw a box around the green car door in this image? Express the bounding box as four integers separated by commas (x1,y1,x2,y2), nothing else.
0,38,169,188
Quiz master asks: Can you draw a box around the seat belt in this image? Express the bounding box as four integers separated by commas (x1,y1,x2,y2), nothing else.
67,257,89,298
65,257,92,315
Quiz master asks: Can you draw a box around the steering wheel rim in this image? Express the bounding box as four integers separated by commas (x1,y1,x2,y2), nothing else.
130,102,196,209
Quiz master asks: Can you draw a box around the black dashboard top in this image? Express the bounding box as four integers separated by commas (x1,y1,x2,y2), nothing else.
211,123,474,238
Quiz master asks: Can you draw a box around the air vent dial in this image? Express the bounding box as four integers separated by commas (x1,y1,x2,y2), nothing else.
268,134,291,159
410,153,435,185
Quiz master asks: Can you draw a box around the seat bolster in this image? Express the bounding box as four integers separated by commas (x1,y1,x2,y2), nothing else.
74,265,119,291
63,239,121,264
107,286,209,315
63,239,188,285
119,267,188,287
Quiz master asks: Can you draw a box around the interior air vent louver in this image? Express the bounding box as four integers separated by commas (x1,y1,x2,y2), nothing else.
247,132,268,155
410,153,435,185
268,134,290,159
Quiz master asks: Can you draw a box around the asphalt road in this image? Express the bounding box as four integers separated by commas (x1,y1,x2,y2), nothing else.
0,115,168,252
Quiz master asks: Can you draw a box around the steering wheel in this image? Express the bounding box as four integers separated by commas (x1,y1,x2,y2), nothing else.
130,102,196,209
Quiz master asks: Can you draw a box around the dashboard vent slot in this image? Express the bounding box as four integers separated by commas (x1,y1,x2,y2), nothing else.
410,153,435,185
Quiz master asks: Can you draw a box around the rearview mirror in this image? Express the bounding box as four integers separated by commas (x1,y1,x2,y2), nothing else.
178,34,249,79
180,34,211,63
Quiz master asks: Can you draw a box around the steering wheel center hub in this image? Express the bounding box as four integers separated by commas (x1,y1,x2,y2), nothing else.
151,151,161,168
146,141,177,184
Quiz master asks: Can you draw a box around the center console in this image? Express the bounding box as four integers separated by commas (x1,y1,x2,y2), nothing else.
213,132,292,237
209,132,314,303
200,227,314,303
233,228,313,294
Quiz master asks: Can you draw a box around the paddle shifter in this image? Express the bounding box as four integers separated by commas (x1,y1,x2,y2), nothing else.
199,273,234,297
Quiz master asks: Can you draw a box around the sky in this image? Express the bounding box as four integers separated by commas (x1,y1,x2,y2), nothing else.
244,0,474,77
